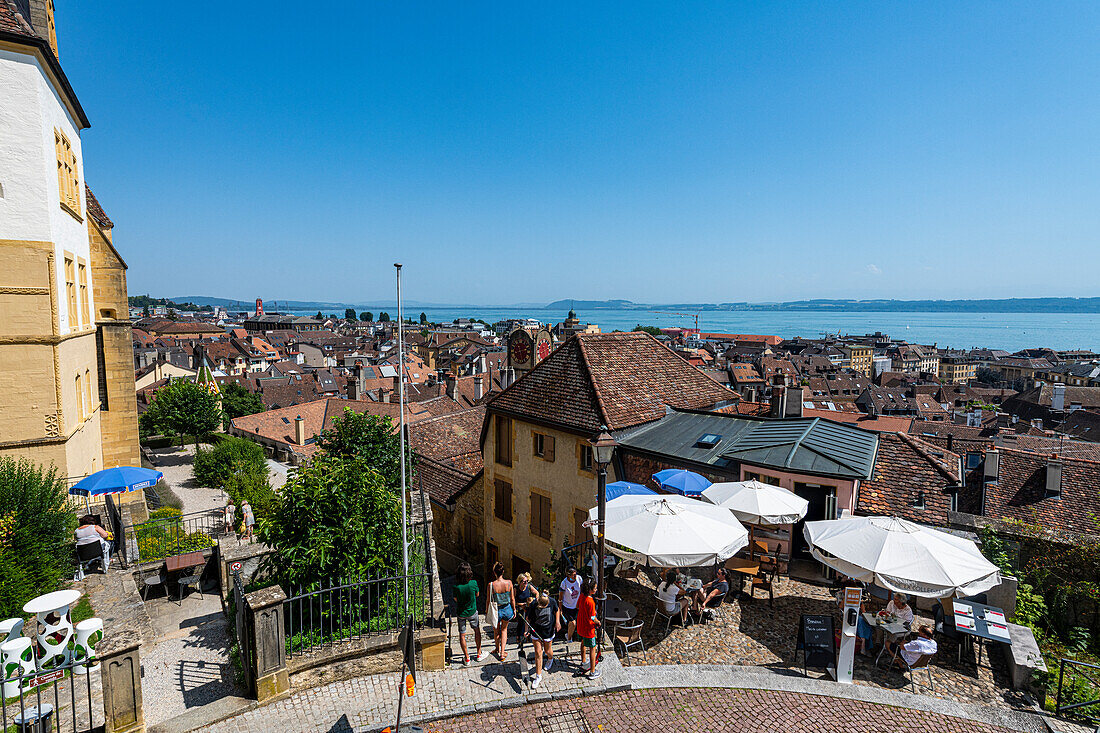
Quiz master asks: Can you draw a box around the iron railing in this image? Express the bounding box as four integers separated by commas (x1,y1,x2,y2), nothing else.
122,508,223,565
1056,658,1100,723
283,570,433,658
0,656,100,732
560,539,594,576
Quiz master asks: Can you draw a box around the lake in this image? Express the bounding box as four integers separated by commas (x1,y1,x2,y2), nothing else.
287,306,1100,352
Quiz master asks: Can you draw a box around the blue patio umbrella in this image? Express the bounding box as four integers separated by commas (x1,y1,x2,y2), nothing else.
604,481,656,503
69,466,163,498
652,469,712,497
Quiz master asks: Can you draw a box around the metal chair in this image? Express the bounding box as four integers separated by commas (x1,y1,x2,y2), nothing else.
140,568,167,602
651,593,685,632
75,542,104,580
614,620,647,666
177,568,204,604
893,650,935,693
751,562,777,605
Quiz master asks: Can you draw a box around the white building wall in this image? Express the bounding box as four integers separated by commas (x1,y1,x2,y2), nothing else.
0,46,94,336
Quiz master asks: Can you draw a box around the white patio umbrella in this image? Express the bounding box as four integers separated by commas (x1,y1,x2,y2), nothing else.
701,480,809,526
590,494,749,568
803,515,1002,599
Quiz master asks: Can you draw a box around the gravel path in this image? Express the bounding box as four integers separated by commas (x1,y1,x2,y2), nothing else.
147,445,290,516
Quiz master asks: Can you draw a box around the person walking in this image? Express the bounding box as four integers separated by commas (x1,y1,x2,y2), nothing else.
526,590,560,690
557,566,583,641
513,572,536,656
452,562,489,665
241,501,255,541
488,562,516,661
223,501,235,535
575,578,601,679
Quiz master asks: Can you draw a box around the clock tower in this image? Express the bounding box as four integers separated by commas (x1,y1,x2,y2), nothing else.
508,326,553,377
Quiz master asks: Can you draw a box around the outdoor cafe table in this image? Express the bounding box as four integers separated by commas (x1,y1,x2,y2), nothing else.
952,599,1012,666
862,612,911,665
604,599,636,625
165,551,205,574
724,557,761,593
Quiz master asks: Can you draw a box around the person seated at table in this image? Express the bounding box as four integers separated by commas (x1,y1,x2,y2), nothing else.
894,625,937,669
656,569,690,626
74,515,111,571
692,568,729,615
856,598,875,656
885,592,915,626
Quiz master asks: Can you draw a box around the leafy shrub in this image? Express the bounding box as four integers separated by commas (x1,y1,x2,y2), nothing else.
0,458,78,618
194,437,267,490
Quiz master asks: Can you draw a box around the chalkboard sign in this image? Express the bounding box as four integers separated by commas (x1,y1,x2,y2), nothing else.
797,614,835,674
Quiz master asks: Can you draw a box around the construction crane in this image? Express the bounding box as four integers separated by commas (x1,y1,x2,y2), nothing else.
647,310,700,331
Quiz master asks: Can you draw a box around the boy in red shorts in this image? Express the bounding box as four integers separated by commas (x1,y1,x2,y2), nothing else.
575,579,601,679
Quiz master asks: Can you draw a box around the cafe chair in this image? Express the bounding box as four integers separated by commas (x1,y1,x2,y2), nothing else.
140,568,167,602
895,651,935,693
75,542,105,580
751,562,777,606
614,620,647,666
652,594,685,632
177,568,204,605
933,604,965,663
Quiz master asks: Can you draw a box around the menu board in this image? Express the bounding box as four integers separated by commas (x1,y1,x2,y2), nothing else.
798,614,835,670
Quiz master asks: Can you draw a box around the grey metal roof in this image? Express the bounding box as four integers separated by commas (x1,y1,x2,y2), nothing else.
617,411,878,480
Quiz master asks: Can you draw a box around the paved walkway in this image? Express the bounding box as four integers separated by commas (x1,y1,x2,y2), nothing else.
425,687,1025,733
203,651,1055,733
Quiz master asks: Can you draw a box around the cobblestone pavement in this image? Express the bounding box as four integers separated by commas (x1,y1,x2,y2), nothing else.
611,572,1026,709
208,642,628,733
425,687,1021,733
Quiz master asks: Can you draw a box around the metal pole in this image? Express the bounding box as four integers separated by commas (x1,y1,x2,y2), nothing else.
596,463,607,657
395,263,409,615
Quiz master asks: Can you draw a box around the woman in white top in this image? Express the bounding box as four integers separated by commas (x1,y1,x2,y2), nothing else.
656,569,689,626
74,515,111,571
885,593,915,626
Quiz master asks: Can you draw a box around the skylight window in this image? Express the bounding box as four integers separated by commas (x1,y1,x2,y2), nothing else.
696,433,722,448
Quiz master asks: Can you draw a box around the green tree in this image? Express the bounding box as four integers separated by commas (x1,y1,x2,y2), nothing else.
379,312,391,322
142,304,150,317
419,312,428,324
220,382,265,428
0,458,78,618
976,367,1001,385
316,408,411,489
193,436,268,489
259,453,402,587
139,380,223,445
360,311,373,322
345,308,357,321
315,311,323,320
632,324,662,336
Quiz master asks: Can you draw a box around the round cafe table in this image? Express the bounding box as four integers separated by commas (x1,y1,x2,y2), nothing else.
604,599,637,625
23,589,82,670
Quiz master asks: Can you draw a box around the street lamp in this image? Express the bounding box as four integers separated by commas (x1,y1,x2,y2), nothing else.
590,425,617,655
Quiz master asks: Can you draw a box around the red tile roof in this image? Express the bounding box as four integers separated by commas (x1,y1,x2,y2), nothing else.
984,448,1100,533
488,332,737,434
858,432,960,524
803,409,914,433
0,0,35,38
84,185,113,229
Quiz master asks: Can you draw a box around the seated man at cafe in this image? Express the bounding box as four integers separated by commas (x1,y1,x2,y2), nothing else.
692,568,729,616
894,625,937,668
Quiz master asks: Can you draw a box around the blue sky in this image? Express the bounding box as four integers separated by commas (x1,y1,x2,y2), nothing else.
61,2,1100,305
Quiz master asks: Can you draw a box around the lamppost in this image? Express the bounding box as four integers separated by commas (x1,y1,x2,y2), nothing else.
590,425,617,653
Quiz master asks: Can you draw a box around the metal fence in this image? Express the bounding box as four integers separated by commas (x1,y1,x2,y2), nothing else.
0,656,101,733
1056,657,1100,723
121,508,223,566
232,570,255,695
283,570,433,658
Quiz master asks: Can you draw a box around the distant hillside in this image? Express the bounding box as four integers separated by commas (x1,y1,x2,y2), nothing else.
543,297,1100,313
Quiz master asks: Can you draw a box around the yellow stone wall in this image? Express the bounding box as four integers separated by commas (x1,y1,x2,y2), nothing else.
88,218,140,469
482,414,620,576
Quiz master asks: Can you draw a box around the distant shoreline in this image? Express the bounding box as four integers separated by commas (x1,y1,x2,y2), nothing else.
167,295,1100,314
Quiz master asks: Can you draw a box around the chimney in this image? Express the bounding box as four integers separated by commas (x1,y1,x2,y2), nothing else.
445,373,457,399
786,386,804,417
474,375,484,401
946,433,954,452
294,415,306,445
478,353,487,374
983,449,999,481
770,385,787,419
1045,459,1063,498
381,388,390,403
1052,383,1066,412
348,379,358,400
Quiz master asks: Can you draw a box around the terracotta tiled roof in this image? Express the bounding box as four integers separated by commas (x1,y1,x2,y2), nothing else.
985,448,1100,533
416,456,477,505
409,407,485,466
156,322,224,335
489,333,736,434
803,409,913,433
84,185,113,229
857,432,960,524
0,0,35,38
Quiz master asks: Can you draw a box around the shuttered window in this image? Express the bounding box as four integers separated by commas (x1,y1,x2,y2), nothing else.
533,432,555,461
530,492,551,540
494,479,512,522
495,416,512,466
